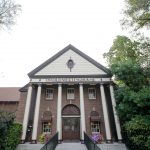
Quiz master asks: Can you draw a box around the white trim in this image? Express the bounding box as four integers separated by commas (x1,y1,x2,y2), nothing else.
62,115,80,118
30,77,111,83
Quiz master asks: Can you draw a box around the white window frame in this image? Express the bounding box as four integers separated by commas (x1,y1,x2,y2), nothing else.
88,88,96,99
91,121,100,134
42,122,52,134
67,88,75,100
45,88,54,100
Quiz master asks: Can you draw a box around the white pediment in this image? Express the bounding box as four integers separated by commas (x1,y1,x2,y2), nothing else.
35,49,107,76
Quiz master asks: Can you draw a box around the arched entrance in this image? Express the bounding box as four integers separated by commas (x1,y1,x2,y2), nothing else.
62,104,80,141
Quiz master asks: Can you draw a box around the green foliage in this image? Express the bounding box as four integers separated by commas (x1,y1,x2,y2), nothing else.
111,60,146,91
104,35,150,150
39,133,45,144
123,116,150,150
145,136,150,150
0,110,15,150
103,36,141,66
5,123,22,150
121,0,150,30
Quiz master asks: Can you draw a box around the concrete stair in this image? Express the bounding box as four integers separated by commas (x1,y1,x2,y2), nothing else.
16,142,128,150
98,143,128,150
16,143,44,150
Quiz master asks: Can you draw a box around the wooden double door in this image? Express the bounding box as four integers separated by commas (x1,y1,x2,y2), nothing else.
62,117,80,141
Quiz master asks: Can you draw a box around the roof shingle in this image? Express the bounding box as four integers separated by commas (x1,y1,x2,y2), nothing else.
0,87,20,102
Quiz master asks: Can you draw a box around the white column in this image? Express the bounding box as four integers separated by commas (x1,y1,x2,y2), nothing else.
100,84,111,142
57,84,62,140
79,83,86,140
21,84,33,142
110,84,122,141
32,84,42,142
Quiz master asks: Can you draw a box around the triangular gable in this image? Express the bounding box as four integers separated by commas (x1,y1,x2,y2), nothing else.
28,45,111,78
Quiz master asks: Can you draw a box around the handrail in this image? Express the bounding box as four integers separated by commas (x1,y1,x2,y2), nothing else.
84,132,101,150
40,132,58,150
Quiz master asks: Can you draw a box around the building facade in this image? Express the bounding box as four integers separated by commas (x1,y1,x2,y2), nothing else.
0,87,20,113
16,45,122,143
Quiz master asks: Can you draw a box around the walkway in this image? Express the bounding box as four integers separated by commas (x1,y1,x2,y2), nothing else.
55,143,87,150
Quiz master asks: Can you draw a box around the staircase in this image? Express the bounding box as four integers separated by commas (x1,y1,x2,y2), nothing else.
98,143,128,150
55,143,87,150
16,143,44,150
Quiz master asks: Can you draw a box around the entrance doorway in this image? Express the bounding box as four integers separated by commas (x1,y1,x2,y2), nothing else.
62,104,80,141
62,117,80,140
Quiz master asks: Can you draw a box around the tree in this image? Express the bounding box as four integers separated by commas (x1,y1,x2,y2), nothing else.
104,35,150,150
0,0,21,30
103,36,141,66
122,0,150,30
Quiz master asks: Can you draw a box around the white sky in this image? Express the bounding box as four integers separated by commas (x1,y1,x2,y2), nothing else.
0,0,127,87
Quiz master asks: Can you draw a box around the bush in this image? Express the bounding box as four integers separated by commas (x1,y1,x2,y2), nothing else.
39,133,45,144
5,123,22,150
124,116,150,150
145,136,150,150
0,111,15,150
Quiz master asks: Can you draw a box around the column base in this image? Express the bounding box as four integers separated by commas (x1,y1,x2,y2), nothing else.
80,140,84,144
58,140,62,144
20,140,25,144
118,139,122,143
31,140,37,144
106,140,112,143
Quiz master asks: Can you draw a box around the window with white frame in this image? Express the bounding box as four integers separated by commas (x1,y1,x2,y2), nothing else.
45,88,54,99
42,122,52,133
91,121,100,133
88,88,96,99
67,88,75,99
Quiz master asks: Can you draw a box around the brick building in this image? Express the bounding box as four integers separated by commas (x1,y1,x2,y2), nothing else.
0,87,20,113
15,45,122,143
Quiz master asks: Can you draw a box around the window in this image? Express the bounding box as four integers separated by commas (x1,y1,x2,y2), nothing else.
67,88,75,99
46,88,54,99
42,122,52,133
88,88,96,99
91,121,100,133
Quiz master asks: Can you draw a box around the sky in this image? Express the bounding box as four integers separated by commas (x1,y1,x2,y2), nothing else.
0,0,127,87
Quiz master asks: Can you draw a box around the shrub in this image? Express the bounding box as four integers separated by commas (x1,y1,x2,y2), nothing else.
145,136,150,150
0,111,15,150
124,115,150,150
5,123,22,150
39,133,45,144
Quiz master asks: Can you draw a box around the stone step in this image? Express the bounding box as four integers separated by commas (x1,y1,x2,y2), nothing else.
16,143,44,150
98,143,128,150
55,143,87,150
16,142,128,150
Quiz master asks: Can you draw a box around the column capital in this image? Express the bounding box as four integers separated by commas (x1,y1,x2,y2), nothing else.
100,82,104,85
37,83,42,86
79,83,83,85
29,82,33,86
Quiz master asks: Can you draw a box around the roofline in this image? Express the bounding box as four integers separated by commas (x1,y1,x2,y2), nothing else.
30,74,111,78
28,44,112,77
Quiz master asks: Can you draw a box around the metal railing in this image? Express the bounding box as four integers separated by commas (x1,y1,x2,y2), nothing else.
40,132,58,150
84,132,101,150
